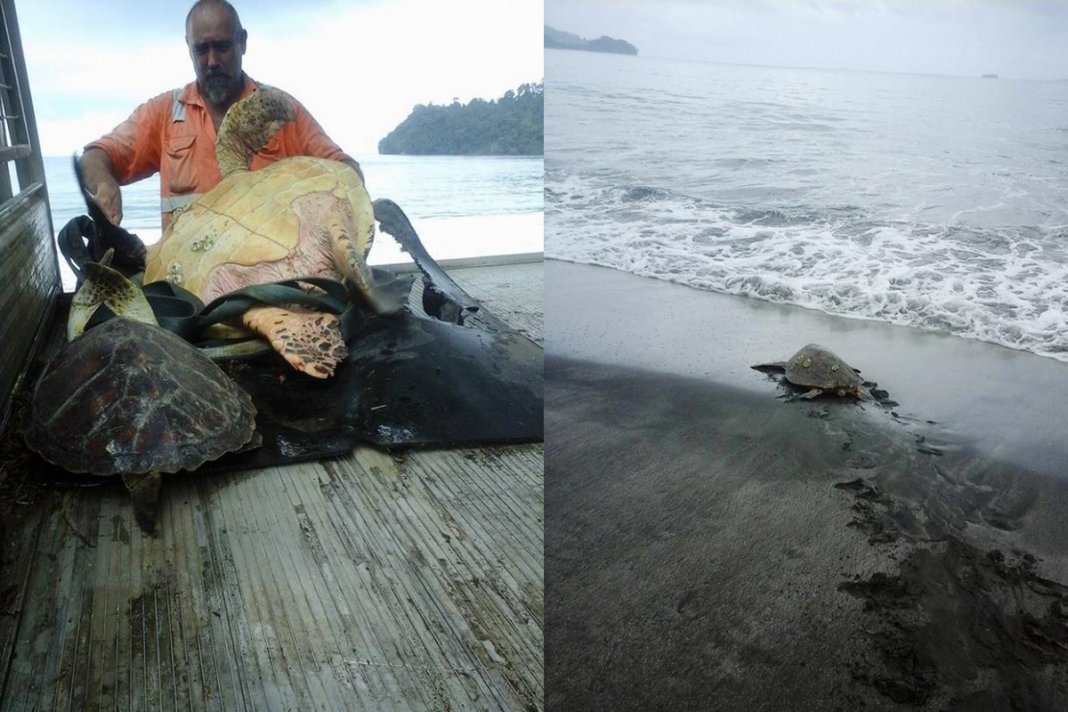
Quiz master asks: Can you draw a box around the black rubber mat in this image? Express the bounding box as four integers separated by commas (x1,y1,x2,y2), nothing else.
211,305,543,469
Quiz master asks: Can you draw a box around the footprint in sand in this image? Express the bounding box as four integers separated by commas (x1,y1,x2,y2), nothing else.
676,589,706,620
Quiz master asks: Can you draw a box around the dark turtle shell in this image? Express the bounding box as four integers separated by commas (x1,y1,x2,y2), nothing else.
24,317,256,475
783,343,863,395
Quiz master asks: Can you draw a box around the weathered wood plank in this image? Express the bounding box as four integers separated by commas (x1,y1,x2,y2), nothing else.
0,260,544,711
0,498,51,709
49,494,96,711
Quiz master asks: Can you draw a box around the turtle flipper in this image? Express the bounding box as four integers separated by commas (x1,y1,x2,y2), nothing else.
68,249,157,340
121,471,162,536
800,388,824,400
751,361,787,374
327,218,402,317
215,87,295,178
242,305,347,379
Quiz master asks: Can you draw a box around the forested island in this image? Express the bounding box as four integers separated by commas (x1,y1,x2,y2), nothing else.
544,25,638,55
377,83,543,156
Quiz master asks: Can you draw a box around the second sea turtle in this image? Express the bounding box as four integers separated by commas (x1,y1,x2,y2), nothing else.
23,253,258,532
752,343,867,399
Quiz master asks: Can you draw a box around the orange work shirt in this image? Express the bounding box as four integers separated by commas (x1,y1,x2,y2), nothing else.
85,74,353,229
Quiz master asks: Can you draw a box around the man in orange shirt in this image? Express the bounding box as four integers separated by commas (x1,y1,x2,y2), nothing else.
78,0,363,230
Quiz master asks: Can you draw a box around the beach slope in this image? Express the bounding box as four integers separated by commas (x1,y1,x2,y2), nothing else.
545,260,1068,710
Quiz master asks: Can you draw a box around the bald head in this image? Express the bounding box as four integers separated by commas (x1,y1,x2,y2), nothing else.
186,0,248,110
186,0,242,38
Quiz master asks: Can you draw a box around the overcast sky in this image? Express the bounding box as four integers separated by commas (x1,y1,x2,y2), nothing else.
17,0,543,157
545,0,1068,81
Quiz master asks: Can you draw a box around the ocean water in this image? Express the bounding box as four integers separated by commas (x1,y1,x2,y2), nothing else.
45,153,543,288
545,50,1068,362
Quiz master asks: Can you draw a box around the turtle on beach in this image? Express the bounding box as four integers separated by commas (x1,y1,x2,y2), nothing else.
143,87,391,379
23,252,258,533
752,343,868,399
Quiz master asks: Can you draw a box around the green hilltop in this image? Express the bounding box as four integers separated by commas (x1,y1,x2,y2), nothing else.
378,82,543,156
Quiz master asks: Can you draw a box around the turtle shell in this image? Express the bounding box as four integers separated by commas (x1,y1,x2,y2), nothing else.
142,91,374,305
783,343,863,393
24,317,257,475
143,157,373,303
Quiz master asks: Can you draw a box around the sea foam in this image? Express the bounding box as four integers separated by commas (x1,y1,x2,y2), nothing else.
546,170,1068,362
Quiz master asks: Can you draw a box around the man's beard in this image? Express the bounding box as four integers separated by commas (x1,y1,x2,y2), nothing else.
201,73,234,104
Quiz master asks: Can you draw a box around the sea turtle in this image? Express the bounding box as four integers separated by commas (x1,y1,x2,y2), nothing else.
23,253,257,533
752,343,867,399
143,87,391,379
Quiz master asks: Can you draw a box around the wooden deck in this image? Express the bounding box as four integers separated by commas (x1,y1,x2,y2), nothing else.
0,258,544,711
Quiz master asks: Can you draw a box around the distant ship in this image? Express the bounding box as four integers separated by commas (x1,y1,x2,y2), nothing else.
982,73,999,79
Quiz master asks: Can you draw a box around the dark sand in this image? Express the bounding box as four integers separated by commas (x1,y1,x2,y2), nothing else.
545,260,1068,711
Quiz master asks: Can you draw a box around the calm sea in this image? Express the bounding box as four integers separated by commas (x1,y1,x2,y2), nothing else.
545,49,1068,362
45,154,543,288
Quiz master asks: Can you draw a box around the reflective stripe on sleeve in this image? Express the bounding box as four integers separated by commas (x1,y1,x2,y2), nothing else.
171,88,186,122
161,193,200,213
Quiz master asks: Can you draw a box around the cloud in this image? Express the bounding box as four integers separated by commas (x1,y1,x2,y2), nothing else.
545,0,1068,79
251,0,544,154
22,0,543,156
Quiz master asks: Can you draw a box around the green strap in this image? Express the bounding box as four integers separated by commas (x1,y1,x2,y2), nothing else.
190,281,364,358
59,212,365,351
140,280,205,340
57,215,96,283
195,278,349,326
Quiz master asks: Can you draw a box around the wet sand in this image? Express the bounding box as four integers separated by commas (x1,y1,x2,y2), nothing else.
544,260,1068,710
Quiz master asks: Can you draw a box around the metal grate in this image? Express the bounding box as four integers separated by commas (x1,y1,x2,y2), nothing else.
0,0,59,437
0,0,38,202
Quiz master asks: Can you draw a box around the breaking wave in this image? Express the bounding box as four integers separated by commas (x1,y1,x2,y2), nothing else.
546,169,1068,361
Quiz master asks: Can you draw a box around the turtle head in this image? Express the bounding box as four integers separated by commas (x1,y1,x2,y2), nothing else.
215,87,296,177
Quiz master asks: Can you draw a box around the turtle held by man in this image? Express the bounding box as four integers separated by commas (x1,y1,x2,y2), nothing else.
752,343,868,399
143,86,394,379
23,252,258,533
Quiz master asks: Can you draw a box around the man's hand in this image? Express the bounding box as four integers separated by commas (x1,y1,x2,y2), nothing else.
79,148,123,225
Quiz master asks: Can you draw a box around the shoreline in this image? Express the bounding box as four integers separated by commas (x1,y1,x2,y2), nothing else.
545,258,1068,475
